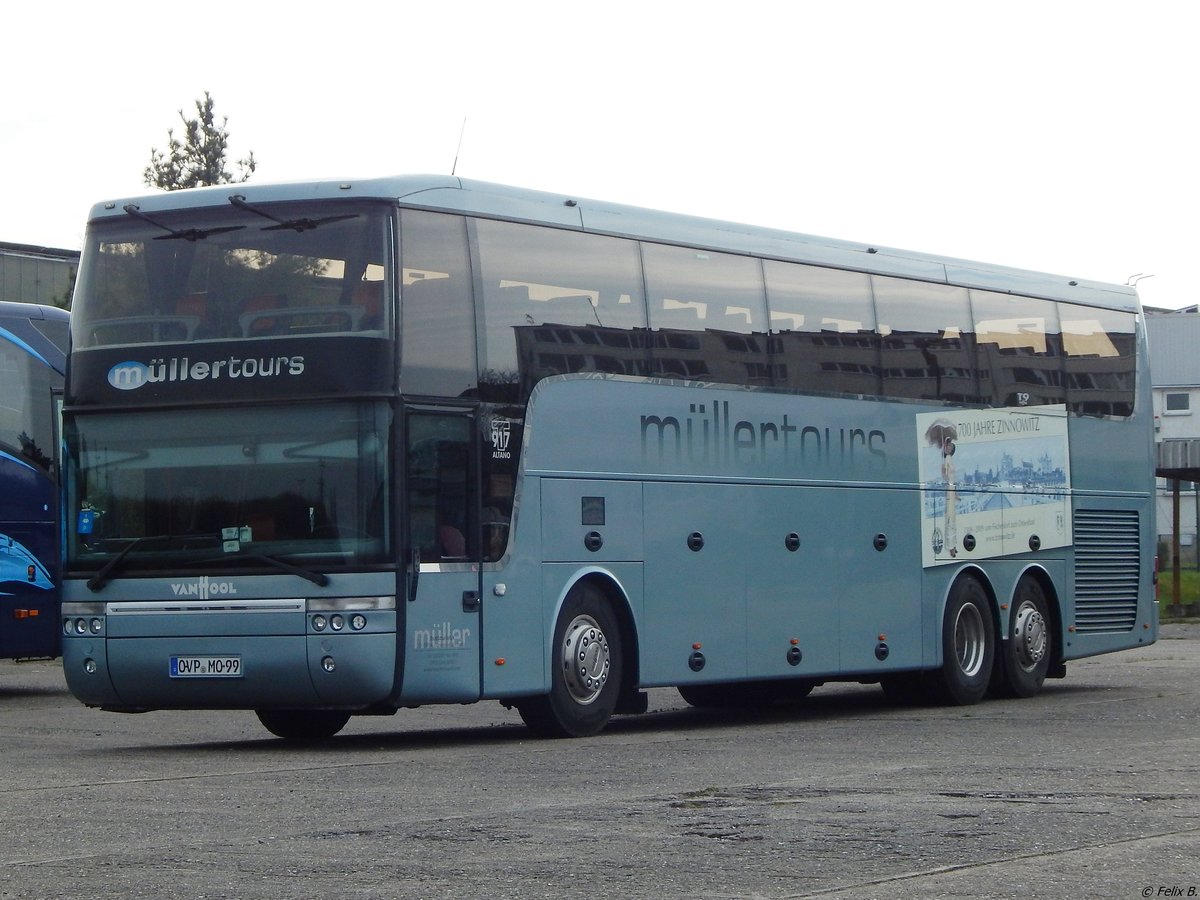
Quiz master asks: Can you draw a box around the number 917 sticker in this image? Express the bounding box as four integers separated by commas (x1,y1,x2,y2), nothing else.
170,656,242,677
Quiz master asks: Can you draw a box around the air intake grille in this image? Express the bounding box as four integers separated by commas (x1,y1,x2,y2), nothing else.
1073,509,1140,633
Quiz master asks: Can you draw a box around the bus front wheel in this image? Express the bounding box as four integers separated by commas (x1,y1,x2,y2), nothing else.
931,576,995,705
517,582,623,738
256,709,351,740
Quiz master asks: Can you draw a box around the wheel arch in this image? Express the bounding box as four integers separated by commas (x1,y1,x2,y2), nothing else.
549,567,640,696
935,564,1000,667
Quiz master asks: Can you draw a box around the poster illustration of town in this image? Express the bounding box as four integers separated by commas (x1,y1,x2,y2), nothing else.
917,405,1071,568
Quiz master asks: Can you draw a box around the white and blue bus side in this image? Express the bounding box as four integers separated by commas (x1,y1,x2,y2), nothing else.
60,176,1156,738
0,300,68,662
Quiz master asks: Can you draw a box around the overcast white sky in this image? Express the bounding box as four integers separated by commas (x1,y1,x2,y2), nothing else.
3,1,1195,309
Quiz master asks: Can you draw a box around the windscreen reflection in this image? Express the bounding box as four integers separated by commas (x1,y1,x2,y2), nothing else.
66,401,390,574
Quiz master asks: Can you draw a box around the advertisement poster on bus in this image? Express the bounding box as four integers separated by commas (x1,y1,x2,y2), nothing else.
918,406,1071,568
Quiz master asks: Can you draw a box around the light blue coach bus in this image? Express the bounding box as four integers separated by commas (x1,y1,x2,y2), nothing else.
60,176,1156,738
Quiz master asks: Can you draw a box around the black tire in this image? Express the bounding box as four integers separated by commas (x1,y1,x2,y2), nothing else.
256,709,350,740
517,582,622,738
992,576,1052,698
930,575,995,705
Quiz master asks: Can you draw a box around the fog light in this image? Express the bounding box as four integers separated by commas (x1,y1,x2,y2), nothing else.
83,658,98,674
350,614,366,631
312,615,327,631
321,656,336,673
330,614,345,631
90,618,103,634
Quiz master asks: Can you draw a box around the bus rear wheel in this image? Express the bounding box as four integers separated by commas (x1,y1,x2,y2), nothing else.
992,576,1052,698
930,575,995,705
256,709,351,740
517,582,622,738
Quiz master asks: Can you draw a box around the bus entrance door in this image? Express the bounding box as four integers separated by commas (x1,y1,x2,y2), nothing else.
400,408,482,703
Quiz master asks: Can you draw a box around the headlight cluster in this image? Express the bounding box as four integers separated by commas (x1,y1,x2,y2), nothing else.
64,617,103,636
310,613,368,632
307,596,390,635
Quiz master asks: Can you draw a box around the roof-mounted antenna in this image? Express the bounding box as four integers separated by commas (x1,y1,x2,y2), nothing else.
451,118,468,176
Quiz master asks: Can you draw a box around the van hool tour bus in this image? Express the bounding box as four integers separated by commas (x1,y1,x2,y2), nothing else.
60,176,1156,738
1,300,67,663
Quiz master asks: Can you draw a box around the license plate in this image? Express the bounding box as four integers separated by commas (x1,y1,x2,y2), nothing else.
170,655,242,678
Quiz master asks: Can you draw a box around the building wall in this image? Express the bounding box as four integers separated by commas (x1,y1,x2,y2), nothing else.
1147,311,1200,555
0,242,79,308
1154,386,1199,440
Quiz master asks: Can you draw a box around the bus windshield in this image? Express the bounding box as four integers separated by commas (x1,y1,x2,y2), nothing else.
73,200,390,349
65,400,391,577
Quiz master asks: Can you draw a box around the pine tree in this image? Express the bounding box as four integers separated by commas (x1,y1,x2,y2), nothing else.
144,92,257,190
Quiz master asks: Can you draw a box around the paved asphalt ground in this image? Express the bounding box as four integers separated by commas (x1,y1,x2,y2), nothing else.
1,625,1197,900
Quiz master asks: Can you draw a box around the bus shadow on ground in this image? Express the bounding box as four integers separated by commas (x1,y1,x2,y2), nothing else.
0,685,70,701
150,679,1101,755
0,659,70,701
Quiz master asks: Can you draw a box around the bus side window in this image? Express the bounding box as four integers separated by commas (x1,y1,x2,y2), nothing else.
473,219,647,402
1060,304,1136,417
406,414,477,564
764,261,878,396
970,290,1064,408
873,277,976,404
399,210,477,399
643,243,768,386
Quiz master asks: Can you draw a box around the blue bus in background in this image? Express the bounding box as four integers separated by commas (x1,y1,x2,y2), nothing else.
60,177,1157,739
0,300,68,662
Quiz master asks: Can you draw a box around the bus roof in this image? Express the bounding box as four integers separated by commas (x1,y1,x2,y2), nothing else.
0,299,70,321
86,175,1138,312
0,299,68,373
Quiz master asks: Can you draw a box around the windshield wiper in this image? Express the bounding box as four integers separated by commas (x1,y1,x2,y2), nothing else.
124,204,246,242
242,553,330,587
228,194,358,232
87,534,171,592
87,535,329,591
190,550,331,587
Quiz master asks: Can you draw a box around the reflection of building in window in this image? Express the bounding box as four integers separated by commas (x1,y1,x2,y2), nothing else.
455,214,1139,416
506,306,1138,416
83,208,387,347
1060,311,1136,417
514,322,780,394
